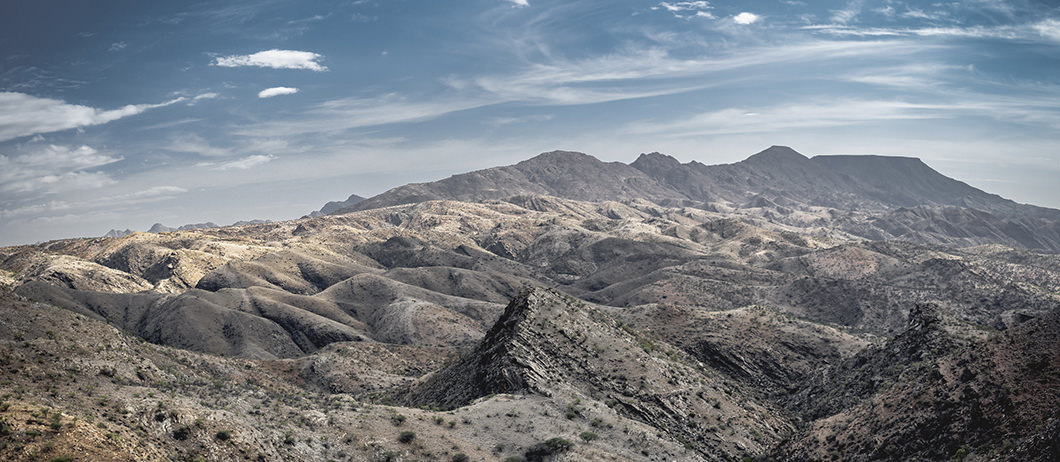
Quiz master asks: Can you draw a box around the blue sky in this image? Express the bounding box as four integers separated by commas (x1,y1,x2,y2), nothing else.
1,0,1059,245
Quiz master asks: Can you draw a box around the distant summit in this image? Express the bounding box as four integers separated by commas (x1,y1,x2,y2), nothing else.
308,194,366,217
319,146,1060,252
104,219,273,238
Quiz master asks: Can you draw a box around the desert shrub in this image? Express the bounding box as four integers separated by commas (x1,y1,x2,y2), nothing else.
525,437,574,461
579,431,598,442
172,426,191,440
215,430,231,441
451,453,470,462
398,431,416,444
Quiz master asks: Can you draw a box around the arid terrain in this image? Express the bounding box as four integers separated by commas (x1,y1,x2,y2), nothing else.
1,147,1058,461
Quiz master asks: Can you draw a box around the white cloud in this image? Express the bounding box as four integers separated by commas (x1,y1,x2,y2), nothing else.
627,92,1060,138
656,1,711,12
108,41,127,52
0,92,185,142
232,93,489,138
806,21,1060,43
734,12,760,25
258,87,300,98
1033,19,1060,42
831,0,865,24
484,114,554,126
901,8,941,20
212,154,276,170
462,40,921,106
117,186,189,199
213,49,328,71
0,145,121,194
194,92,219,100
507,0,529,7
654,1,712,18
164,134,233,157
626,100,954,137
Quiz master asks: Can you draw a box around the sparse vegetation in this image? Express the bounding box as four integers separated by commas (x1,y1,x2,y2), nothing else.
2,156,1060,462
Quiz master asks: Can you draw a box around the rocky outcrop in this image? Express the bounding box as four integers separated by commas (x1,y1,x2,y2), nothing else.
404,287,791,460
774,304,1060,461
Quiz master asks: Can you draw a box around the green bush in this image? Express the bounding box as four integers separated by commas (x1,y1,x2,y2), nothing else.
579,431,598,442
398,430,416,444
215,430,231,441
451,453,470,462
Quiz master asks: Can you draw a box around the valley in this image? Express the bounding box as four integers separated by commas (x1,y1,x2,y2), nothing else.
1,147,1058,461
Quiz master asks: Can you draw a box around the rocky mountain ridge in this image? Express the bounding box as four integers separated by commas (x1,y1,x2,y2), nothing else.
331,146,1060,252
2,146,1059,461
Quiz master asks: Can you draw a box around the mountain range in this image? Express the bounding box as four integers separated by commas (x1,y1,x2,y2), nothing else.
1,146,1057,461
334,146,1060,252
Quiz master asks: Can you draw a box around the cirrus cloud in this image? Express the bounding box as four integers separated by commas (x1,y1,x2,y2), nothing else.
0,92,185,142
211,154,277,171
213,49,327,71
258,87,300,98
0,144,122,194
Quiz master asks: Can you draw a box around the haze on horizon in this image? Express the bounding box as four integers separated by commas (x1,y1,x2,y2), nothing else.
1,0,1059,246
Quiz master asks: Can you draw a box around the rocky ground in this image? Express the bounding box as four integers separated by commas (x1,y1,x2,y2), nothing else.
1,148,1059,461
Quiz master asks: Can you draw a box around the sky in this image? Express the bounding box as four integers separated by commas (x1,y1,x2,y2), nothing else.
1,0,1059,246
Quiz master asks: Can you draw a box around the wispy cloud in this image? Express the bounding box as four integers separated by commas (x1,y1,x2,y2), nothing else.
232,93,489,138
627,93,1060,138
901,8,942,20
0,185,188,221
805,20,1060,43
213,49,327,71
653,1,713,18
110,185,188,199
1033,19,1060,41
841,63,968,90
0,92,185,142
655,1,711,12
462,40,925,106
108,41,127,52
208,154,277,171
484,114,554,126
507,0,529,7
626,100,955,137
258,86,299,98
831,0,865,24
164,134,233,157
0,145,121,194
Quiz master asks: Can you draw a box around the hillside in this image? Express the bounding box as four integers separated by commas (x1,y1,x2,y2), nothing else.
2,147,1060,461
327,147,1060,252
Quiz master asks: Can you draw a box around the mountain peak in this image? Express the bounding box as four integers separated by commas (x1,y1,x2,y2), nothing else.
517,150,597,166
629,152,681,175
743,145,809,165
